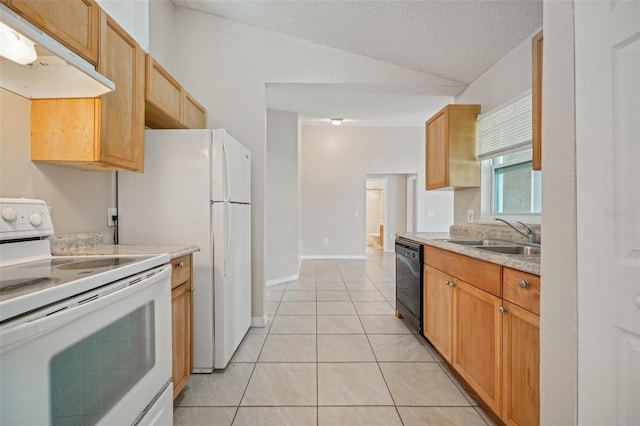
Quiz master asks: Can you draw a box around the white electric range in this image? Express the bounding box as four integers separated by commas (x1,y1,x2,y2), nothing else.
0,198,174,426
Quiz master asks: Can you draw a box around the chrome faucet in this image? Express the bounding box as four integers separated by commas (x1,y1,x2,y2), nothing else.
494,218,536,243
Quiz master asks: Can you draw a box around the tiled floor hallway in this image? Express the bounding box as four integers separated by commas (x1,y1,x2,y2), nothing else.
174,248,495,425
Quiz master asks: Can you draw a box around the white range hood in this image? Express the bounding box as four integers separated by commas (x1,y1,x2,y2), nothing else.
0,3,115,99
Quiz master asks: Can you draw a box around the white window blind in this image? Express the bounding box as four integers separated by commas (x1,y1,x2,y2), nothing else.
477,93,532,159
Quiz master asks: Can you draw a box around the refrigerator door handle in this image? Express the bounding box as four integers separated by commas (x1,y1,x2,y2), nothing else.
224,202,231,276
223,142,232,202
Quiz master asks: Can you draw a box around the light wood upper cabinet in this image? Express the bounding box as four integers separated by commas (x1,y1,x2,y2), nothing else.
183,92,207,129
425,104,481,190
170,255,193,400
532,30,543,171
3,0,100,64
453,279,503,415
502,301,540,426
144,54,207,129
145,55,183,128
31,10,145,172
423,265,454,363
97,11,145,171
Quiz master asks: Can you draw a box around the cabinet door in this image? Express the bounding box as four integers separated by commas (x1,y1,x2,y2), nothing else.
425,108,448,189
171,279,192,399
502,301,540,426
145,54,183,129
5,0,99,64
183,92,207,129
453,280,502,414
423,265,454,362
97,11,145,171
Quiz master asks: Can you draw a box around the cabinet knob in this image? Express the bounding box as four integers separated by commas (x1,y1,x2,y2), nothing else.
498,306,507,314
518,279,529,288
190,287,194,293
177,261,184,268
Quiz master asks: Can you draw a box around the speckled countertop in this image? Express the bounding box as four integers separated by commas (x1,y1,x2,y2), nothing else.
397,231,540,275
50,233,200,260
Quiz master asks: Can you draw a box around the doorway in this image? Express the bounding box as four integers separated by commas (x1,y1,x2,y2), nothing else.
365,178,387,251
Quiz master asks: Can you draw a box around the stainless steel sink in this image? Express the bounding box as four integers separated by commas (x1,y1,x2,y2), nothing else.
476,245,541,255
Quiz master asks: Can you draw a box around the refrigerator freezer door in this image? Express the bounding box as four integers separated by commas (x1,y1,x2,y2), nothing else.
211,202,251,369
211,129,251,203
119,129,215,372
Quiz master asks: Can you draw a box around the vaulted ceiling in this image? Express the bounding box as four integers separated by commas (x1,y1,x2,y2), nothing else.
172,0,543,125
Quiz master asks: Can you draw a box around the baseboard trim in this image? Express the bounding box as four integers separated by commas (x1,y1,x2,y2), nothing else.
300,255,368,260
251,315,269,328
266,273,299,287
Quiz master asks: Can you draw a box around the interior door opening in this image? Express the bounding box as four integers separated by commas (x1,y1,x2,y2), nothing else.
365,178,386,251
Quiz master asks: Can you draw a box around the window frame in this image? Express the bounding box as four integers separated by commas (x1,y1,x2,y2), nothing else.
481,149,541,224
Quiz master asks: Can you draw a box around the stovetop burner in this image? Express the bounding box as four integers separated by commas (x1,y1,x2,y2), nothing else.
0,255,155,305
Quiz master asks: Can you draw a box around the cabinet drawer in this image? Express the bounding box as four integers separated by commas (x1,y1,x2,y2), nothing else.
424,246,501,297
503,268,540,315
171,255,191,288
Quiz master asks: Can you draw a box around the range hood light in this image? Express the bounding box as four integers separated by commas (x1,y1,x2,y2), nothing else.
330,118,343,126
0,21,36,65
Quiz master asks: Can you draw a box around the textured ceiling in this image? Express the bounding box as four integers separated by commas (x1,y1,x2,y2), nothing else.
171,0,542,126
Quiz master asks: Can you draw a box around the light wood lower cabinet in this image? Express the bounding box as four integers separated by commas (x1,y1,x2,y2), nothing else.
453,280,502,415
423,247,540,425
170,255,192,400
423,265,454,363
502,301,540,426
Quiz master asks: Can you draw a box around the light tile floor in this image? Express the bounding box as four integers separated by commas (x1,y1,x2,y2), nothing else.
174,248,496,426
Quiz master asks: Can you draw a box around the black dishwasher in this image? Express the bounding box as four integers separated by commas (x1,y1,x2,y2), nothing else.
395,238,423,334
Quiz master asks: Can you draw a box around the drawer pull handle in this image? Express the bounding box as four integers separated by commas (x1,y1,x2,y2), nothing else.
518,279,529,289
177,261,185,268
498,306,507,314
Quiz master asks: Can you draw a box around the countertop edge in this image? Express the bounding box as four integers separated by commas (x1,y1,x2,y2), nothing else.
53,244,201,261
397,232,540,276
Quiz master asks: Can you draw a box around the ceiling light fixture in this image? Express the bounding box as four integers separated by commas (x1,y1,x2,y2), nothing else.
330,118,343,126
0,21,37,65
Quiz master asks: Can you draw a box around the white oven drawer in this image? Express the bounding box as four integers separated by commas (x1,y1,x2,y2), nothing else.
0,264,171,426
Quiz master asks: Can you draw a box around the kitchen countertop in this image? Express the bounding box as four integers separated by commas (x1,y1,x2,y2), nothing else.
397,232,540,275
53,244,200,261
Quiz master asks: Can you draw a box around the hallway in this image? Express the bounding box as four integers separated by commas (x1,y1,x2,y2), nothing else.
174,249,494,425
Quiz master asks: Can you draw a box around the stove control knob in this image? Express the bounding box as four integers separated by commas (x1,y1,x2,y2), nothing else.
30,213,43,226
2,207,17,222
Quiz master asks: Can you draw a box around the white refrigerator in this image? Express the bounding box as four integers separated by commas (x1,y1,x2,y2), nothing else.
118,129,251,372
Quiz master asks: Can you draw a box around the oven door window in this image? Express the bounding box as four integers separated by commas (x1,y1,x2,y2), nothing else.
50,302,155,425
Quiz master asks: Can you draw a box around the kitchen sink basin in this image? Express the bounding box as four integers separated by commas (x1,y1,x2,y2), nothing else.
476,245,541,255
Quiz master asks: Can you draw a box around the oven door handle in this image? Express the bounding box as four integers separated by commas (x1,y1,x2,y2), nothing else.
0,265,170,352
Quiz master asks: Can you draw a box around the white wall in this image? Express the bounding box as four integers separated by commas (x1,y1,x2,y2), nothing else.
265,109,300,284
0,89,114,237
540,2,577,424
300,125,453,257
148,0,460,319
453,29,539,224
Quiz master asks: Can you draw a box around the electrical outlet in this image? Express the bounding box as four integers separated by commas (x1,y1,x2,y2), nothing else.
354,210,359,218
427,211,435,218
108,207,117,227
467,209,475,223
323,237,329,245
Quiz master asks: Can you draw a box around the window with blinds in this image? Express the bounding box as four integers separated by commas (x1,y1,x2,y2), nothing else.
477,93,532,159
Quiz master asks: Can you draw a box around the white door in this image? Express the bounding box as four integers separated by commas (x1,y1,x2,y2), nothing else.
575,1,640,424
